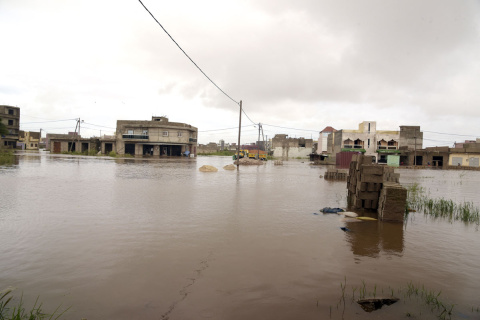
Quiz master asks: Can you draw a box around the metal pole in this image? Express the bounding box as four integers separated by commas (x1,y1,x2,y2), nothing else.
257,123,260,159
414,129,417,168
236,101,242,168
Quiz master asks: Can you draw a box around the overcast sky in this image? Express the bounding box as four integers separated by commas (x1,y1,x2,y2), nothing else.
1,0,479,146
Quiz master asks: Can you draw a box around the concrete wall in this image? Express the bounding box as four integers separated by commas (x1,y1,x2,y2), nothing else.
273,146,312,158
449,153,480,167
399,126,423,150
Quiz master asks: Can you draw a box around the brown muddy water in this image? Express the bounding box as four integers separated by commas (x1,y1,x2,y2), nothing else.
1,151,480,320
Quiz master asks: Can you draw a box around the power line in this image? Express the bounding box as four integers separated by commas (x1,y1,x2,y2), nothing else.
424,130,478,137
199,125,253,132
82,122,116,129
262,123,319,132
21,119,77,124
138,0,240,106
242,109,256,125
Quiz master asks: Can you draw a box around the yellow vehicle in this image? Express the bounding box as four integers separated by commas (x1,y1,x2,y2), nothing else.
233,149,267,161
247,149,267,161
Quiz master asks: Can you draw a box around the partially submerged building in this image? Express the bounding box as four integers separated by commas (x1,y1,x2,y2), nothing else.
18,131,40,150
0,105,20,149
328,121,422,163
113,116,197,157
271,134,313,159
48,133,100,153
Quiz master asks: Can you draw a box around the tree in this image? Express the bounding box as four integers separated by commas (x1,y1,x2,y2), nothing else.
0,118,8,136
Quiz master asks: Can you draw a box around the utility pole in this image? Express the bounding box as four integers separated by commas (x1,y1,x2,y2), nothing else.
69,119,79,152
236,101,242,168
414,129,417,168
78,118,81,152
257,123,261,159
39,128,42,149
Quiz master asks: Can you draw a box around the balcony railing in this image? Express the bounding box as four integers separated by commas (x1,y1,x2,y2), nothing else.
377,146,398,150
122,134,148,139
189,138,197,142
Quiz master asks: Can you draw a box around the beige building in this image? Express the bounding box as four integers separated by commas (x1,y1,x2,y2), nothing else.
328,121,422,163
271,134,313,159
0,105,20,149
19,131,40,150
48,133,99,154
449,139,480,167
114,116,198,157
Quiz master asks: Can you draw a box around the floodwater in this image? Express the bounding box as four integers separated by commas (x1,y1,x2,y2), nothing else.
1,152,479,320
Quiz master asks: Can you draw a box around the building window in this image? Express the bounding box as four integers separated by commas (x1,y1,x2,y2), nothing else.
35,144,37,147
127,129,134,135
163,131,169,137
8,120,13,125
30,143,33,147
8,109,14,115
177,132,182,137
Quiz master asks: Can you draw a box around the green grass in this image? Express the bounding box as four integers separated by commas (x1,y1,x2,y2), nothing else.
0,288,69,320
406,183,480,225
332,279,459,320
198,150,236,156
0,150,15,165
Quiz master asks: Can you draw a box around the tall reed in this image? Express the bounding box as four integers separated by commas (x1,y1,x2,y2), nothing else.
406,183,480,225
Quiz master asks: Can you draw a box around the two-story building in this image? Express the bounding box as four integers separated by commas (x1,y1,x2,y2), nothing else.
113,116,198,157
328,121,422,163
19,131,41,150
0,105,20,149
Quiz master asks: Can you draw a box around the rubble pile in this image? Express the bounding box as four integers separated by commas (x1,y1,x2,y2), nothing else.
324,168,348,180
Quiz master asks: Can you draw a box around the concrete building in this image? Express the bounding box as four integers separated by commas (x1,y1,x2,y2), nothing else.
114,116,197,157
317,126,336,154
449,139,480,168
18,131,40,150
49,133,100,153
328,121,423,163
271,134,313,159
0,105,20,149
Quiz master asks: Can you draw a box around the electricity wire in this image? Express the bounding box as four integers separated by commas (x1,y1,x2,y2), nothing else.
138,0,240,106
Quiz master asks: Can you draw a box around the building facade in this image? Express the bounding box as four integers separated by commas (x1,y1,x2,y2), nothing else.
317,126,336,154
271,134,314,159
0,105,20,149
328,121,423,163
114,116,197,157
18,131,40,150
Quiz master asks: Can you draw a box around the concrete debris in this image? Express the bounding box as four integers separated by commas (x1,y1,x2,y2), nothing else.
199,165,218,172
223,164,236,170
324,168,348,180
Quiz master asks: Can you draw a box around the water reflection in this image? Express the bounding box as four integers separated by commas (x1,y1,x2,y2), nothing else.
344,220,404,260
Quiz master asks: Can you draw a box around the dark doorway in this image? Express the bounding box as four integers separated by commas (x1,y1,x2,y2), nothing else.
105,143,113,154
143,145,154,156
68,142,76,152
125,143,135,155
415,156,423,166
433,156,443,167
82,143,89,153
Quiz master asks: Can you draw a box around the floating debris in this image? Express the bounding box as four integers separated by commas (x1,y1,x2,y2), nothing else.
320,207,345,214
